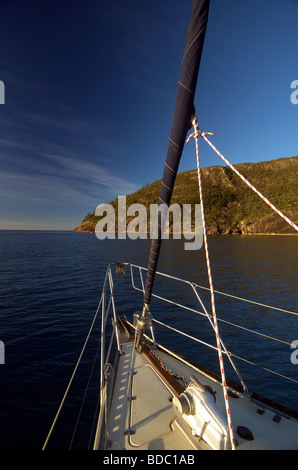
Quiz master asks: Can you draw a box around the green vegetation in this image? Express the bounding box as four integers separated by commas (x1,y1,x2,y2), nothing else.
74,156,298,235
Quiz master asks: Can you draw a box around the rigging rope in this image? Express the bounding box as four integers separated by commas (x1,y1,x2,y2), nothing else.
187,118,236,450
187,119,298,450
199,130,298,232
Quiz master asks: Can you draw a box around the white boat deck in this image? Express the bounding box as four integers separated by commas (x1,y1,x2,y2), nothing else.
106,341,209,450
102,335,298,451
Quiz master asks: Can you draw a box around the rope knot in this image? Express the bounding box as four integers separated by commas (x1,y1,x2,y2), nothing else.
186,124,215,144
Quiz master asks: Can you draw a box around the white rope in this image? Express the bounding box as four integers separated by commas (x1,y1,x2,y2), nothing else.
199,131,298,232
187,118,236,450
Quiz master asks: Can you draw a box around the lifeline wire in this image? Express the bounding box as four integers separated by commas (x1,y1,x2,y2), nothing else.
187,118,236,450
42,294,102,450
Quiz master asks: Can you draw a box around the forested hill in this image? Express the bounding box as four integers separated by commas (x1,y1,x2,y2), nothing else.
74,156,298,235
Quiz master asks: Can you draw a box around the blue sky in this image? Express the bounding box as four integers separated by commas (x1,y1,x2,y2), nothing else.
0,0,297,230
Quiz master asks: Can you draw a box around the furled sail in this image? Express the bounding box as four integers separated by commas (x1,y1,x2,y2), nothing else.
143,0,210,310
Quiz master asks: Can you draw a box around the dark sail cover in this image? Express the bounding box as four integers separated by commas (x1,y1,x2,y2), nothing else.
143,0,210,308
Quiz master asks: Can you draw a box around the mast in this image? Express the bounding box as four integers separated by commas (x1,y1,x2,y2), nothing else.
135,0,210,348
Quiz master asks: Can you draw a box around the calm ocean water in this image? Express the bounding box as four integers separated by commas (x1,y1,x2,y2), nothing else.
0,230,297,449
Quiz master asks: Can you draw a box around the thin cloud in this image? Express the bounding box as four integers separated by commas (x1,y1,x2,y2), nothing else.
25,112,95,135
44,152,138,195
0,161,138,207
